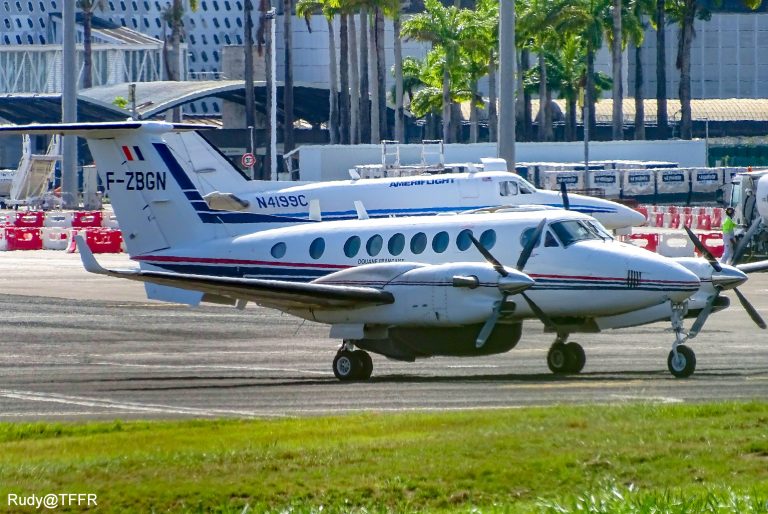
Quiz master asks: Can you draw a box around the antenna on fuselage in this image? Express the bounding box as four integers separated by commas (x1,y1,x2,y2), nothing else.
354,201,370,220
308,199,322,221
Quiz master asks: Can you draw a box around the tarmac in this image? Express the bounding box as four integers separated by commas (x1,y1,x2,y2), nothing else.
0,251,767,421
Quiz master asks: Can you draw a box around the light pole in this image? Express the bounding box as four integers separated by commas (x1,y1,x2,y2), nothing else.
62,0,78,209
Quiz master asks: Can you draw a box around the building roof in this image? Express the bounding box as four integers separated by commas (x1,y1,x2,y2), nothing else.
0,80,334,125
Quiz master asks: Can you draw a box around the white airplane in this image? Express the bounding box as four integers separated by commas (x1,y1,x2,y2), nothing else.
162,131,645,230
2,121,765,382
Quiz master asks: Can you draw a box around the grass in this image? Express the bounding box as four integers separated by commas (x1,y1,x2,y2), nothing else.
1,402,768,512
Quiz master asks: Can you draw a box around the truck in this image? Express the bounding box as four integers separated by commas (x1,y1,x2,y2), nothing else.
729,169,768,261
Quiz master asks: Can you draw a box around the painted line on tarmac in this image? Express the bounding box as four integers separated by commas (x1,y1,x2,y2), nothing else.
0,389,283,418
91,361,327,375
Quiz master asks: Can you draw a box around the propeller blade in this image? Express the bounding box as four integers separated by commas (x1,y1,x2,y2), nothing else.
688,294,718,338
684,225,722,272
521,291,558,331
469,234,508,277
516,218,547,271
475,296,505,348
559,181,570,210
733,287,767,329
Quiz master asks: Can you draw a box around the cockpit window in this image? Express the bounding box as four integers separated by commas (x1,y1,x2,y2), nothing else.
585,220,613,240
550,220,603,246
516,177,536,194
499,181,519,196
545,231,559,247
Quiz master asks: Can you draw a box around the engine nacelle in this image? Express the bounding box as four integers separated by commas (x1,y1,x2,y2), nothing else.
307,262,531,326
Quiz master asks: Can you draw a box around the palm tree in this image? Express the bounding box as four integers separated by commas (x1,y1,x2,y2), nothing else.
77,0,105,89
611,0,622,140
403,0,484,143
296,0,339,143
163,0,198,81
284,0,296,154
628,0,654,139
655,0,668,139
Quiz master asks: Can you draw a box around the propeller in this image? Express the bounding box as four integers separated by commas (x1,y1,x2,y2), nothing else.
560,181,570,210
684,226,721,272
684,228,766,335
469,220,557,348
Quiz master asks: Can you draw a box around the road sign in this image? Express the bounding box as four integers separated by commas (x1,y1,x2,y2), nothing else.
241,152,256,168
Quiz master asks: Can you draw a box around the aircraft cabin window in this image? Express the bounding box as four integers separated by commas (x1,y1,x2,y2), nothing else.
550,220,601,246
520,227,542,249
309,238,325,259
499,181,519,197
410,232,427,254
344,235,361,258
270,242,286,259
432,231,449,253
366,234,383,256
479,229,496,250
388,233,405,255
456,229,473,251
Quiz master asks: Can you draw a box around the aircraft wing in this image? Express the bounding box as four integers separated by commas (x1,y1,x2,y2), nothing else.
737,259,768,274
75,237,393,310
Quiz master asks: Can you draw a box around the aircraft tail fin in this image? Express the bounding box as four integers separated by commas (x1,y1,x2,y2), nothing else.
0,122,311,257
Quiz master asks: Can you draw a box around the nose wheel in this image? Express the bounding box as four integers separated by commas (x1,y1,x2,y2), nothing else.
333,342,373,381
546,335,586,374
668,302,697,378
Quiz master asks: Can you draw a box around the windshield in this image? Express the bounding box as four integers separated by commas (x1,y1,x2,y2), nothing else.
585,220,613,241
514,176,536,194
550,220,604,246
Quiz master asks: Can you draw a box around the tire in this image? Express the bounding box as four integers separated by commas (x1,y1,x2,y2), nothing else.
547,342,569,374
333,350,360,381
667,345,696,378
353,350,373,380
565,342,586,374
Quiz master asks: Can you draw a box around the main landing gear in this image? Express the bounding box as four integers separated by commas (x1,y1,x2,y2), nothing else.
546,333,586,374
333,341,373,381
667,303,696,378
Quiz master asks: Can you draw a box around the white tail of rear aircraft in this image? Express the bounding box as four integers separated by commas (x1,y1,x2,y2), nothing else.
0,122,310,256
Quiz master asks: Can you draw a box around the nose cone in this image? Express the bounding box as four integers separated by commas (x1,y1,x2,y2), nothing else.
623,206,648,228
498,269,535,294
661,260,702,303
711,265,748,290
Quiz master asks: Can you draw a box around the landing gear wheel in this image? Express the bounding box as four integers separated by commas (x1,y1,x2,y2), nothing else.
547,342,569,374
564,342,586,374
333,350,361,381
667,345,696,378
353,350,373,380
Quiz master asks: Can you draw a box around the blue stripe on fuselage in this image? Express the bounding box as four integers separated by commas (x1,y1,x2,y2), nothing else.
152,142,313,225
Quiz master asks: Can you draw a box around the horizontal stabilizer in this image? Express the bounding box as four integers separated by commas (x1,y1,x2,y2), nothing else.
0,121,211,137
737,259,768,274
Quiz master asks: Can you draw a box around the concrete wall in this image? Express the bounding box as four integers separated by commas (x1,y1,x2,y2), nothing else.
296,140,708,181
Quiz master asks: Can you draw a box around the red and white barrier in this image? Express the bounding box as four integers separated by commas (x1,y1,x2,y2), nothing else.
67,228,123,254
42,227,71,250
2,227,43,251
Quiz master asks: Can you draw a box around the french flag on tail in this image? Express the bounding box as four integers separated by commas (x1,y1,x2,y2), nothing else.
122,145,145,161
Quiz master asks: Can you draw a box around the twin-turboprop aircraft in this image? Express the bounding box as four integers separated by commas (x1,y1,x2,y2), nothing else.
1,121,765,381
161,131,645,230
